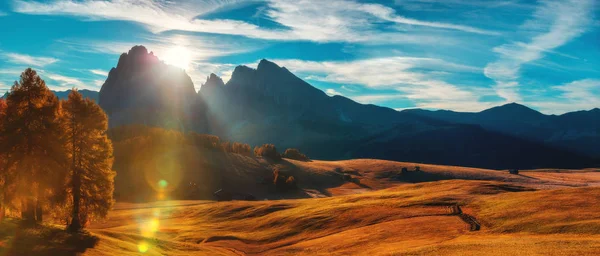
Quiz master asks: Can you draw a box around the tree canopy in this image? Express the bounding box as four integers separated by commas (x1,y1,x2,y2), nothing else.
0,69,115,230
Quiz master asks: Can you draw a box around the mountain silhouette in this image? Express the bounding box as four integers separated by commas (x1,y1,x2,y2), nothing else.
403,103,600,157
53,89,99,102
199,59,595,169
65,46,596,169
98,45,203,131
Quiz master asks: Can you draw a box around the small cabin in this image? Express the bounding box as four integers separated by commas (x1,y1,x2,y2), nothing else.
508,169,519,175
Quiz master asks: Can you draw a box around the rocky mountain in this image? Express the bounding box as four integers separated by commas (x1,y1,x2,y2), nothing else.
403,104,600,157
86,46,596,169
199,59,595,169
99,45,204,131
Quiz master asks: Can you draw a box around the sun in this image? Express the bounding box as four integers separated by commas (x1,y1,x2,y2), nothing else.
163,46,191,70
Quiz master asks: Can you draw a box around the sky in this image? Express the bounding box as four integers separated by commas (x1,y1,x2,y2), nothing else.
0,0,598,114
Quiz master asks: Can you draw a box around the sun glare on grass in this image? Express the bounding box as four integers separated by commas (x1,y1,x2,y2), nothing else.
163,46,191,70
138,242,149,253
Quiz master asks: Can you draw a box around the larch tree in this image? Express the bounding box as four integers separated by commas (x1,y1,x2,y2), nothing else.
62,89,115,231
0,98,8,221
2,68,67,223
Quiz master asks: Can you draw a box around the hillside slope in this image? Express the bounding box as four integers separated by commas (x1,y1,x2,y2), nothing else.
79,180,600,255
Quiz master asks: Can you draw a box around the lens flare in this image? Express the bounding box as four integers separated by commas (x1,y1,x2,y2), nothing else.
150,218,159,232
158,179,168,189
140,218,160,237
138,242,149,253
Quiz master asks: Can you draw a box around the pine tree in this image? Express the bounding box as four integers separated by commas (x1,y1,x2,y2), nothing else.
2,68,67,223
0,98,8,221
62,89,114,231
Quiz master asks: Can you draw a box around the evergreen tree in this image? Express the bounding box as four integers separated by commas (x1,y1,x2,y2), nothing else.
62,89,114,231
0,98,8,221
2,68,67,223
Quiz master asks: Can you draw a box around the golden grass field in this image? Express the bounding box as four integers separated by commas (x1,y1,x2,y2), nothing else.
1,158,600,255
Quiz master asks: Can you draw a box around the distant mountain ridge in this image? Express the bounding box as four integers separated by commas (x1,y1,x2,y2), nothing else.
403,104,600,157
90,46,598,169
2,89,99,101
198,59,596,169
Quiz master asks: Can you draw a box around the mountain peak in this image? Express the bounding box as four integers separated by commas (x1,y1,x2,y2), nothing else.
99,45,198,129
115,45,160,70
257,59,281,71
479,102,544,120
202,73,225,88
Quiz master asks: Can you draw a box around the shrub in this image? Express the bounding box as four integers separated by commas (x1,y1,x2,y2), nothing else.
272,170,297,192
231,142,252,156
285,176,297,188
254,144,281,160
188,133,221,150
282,148,309,161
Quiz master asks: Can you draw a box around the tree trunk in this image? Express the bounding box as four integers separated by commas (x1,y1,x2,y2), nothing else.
68,169,82,232
22,198,35,223
35,199,43,222
0,203,4,222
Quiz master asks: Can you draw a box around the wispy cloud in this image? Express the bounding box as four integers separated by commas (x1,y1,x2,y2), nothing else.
60,33,263,62
0,10,7,16
4,53,59,67
483,0,594,102
264,57,495,111
45,73,85,87
89,69,108,77
528,79,600,114
13,0,498,43
325,88,343,96
189,62,237,91
42,72,99,90
94,80,104,87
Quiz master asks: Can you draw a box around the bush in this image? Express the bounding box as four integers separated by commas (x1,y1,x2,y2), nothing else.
254,144,281,160
282,148,309,161
272,169,297,192
188,132,221,150
231,142,252,156
285,176,297,188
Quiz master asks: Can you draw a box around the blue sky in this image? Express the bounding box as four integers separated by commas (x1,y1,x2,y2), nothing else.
0,0,598,114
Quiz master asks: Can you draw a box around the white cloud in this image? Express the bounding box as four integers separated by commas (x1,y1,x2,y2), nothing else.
325,88,343,96
188,62,236,91
266,57,494,111
41,72,98,90
0,69,25,76
4,53,59,67
45,73,85,88
353,94,405,104
61,33,262,63
484,0,594,102
341,85,357,92
89,69,109,77
527,79,600,114
0,11,7,16
13,0,497,43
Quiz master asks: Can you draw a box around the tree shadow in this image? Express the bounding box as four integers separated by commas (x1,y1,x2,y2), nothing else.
0,220,98,256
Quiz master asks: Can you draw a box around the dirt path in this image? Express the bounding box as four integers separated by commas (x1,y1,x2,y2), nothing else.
448,205,480,231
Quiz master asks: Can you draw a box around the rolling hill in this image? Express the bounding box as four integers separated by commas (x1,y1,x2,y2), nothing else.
3,168,600,255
